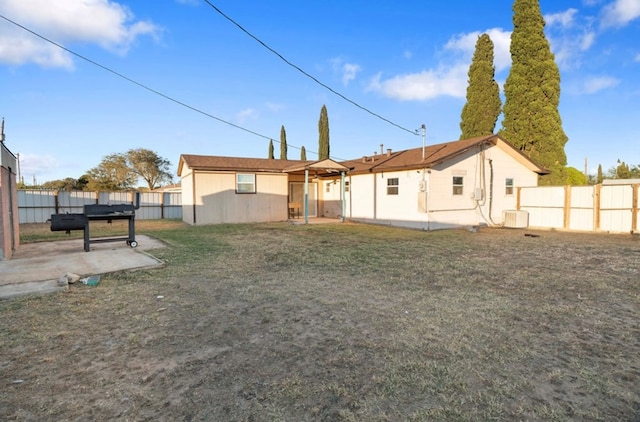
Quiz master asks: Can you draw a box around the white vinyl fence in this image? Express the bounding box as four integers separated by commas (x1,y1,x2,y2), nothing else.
517,182,639,234
18,190,182,224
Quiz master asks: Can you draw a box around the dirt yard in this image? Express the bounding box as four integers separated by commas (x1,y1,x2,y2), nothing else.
1,221,639,421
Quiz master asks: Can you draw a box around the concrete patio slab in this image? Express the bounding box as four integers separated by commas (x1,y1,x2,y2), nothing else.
0,235,166,299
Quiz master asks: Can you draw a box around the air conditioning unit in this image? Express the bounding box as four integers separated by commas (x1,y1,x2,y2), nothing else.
503,210,529,228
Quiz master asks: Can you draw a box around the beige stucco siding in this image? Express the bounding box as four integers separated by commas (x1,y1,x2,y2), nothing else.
181,167,289,225
347,144,540,230
348,174,375,219
180,167,196,224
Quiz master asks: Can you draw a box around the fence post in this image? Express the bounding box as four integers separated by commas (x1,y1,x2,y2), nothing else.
563,185,571,230
594,184,601,231
54,190,60,214
632,184,638,234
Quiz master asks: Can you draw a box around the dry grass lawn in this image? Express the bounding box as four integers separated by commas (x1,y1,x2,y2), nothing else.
1,220,639,421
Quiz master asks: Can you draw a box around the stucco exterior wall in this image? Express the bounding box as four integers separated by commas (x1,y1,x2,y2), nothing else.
180,167,196,224
346,144,539,230
181,167,289,225
347,174,375,219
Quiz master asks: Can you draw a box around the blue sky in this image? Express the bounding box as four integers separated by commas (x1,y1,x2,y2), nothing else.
0,0,638,185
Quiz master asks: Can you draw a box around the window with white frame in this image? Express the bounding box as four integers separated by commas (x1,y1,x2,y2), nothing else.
344,180,350,192
387,178,399,195
236,173,256,193
326,182,331,193
505,178,514,195
452,176,464,195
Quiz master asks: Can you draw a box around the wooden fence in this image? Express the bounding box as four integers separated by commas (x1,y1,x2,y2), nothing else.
517,182,639,233
18,190,182,224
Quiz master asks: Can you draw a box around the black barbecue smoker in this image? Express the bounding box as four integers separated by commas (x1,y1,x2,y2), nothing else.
50,193,140,252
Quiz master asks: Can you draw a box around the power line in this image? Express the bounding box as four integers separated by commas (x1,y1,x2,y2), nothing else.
202,0,419,136
0,13,408,162
0,14,302,147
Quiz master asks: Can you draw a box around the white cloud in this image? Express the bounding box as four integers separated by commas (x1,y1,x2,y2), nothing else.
330,57,362,86
548,28,597,69
601,0,640,28
635,53,640,62
444,28,512,72
583,75,620,93
235,108,258,123
0,29,74,68
368,28,512,102
0,0,160,67
341,63,361,86
367,63,469,101
545,8,579,27
17,153,60,181
542,8,597,70
265,102,285,113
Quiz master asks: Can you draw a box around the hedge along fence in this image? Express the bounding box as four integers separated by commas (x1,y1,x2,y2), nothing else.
517,182,639,234
18,190,182,224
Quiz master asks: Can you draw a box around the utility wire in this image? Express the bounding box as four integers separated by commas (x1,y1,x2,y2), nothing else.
0,13,343,160
202,0,419,136
0,14,394,161
0,14,283,144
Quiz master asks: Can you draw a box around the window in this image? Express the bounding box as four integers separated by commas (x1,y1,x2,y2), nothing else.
387,178,399,195
236,173,256,193
452,176,464,195
326,182,331,193
344,181,350,193
505,178,514,195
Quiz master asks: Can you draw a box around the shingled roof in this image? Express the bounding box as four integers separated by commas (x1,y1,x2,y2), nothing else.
178,135,548,177
178,154,310,175
341,135,548,175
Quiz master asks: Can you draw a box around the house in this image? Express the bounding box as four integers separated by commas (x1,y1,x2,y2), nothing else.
177,155,349,225
177,135,547,229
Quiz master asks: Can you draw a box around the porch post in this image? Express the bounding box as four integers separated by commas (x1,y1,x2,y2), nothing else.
304,169,309,224
341,171,346,223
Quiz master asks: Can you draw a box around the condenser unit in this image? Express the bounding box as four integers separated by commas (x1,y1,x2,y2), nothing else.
503,210,529,228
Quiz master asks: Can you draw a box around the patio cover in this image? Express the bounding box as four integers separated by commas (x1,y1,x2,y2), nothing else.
283,159,351,223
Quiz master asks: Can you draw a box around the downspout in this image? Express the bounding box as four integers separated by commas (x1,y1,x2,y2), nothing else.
191,171,197,224
373,172,377,221
304,169,309,224
341,171,346,223
487,158,498,226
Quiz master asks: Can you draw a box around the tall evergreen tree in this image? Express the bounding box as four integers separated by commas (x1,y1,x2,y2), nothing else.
280,125,288,160
499,0,568,186
597,164,603,184
459,33,501,139
268,139,274,159
318,104,330,160
300,146,307,161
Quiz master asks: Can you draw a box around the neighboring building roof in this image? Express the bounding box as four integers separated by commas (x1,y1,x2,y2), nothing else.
152,182,182,192
178,135,548,177
602,179,640,185
342,135,549,175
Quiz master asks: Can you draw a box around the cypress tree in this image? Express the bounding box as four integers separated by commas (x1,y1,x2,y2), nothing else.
300,146,307,161
597,164,603,184
318,105,330,160
459,33,501,139
268,139,274,159
280,125,288,160
499,0,568,186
